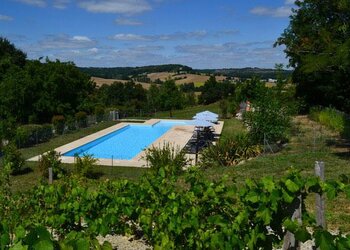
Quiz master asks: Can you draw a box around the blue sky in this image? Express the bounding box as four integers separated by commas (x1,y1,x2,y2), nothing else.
0,0,295,69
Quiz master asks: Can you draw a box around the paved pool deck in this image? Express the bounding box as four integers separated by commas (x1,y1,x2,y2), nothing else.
28,119,224,167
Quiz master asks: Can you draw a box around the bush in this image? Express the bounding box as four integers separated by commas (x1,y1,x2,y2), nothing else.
2,143,25,174
38,150,63,179
66,116,77,131
94,106,105,123
15,124,53,148
144,143,187,177
309,106,350,139
219,99,228,118
52,115,65,135
75,111,88,128
243,90,292,144
74,154,97,178
200,133,262,168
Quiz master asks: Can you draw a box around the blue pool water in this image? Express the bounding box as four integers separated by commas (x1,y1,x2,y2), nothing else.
63,120,190,160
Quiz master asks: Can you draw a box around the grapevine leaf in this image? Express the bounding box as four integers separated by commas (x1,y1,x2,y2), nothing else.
246,191,259,203
256,208,272,225
75,238,89,250
315,230,336,250
101,241,113,250
33,240,54,250
336,236,350,250
262,177,275,192
344,185,350,199
295,228,311,242
285,179,299,193
10,242,28,250
15,226,26,241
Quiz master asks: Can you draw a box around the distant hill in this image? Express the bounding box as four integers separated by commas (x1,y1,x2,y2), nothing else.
197,67,293,80
80,65,293,82
80,64,192,80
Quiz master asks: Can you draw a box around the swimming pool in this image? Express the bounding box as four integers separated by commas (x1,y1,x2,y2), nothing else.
63,120,190,160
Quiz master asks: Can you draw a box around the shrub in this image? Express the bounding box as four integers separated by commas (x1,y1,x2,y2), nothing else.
75,111,88,128
66,116,77,131
200,133,262,168
52,115,65,135
2,143,25,174
74,154,97,178
309,106,350,139
38,150,63,179
15,124,53,148
219,99,228,118
243,90,292,144
144,143,187,177
94,106,105,123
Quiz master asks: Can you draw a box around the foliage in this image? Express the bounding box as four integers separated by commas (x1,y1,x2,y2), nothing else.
94,106,105,123
75,111,88,128
0,53,95,124
219,99,228,118
52,115,65,135
235,77,266,103
15,124,53,148
66,115,77,131
38,150,63,179
198,76,235,104
276,0,350,113
0,225,112,250
158,79,184,117
96,81,146,109
0,163,12,197
144,143,187,177
309,106,350,138
74,154,98,178
2,143,25,174
200,133,262,168
243,88,292,144
3,168,350,249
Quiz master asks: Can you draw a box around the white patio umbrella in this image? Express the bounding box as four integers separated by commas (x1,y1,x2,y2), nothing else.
192,114,218,122
197,111,219,117
189,119,215,127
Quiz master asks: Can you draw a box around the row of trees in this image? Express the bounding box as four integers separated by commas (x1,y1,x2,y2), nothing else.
0,38,94,139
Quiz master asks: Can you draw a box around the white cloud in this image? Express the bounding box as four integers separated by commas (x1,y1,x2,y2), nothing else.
110,30,209,42
88,47,99,53
285,0,295,5
72,35,92,42
53,0,70,9
78,0,151,14
0,15,13,21
15,0,46,7
115,18,143,26
37,34,96,49
112,33,150,41
250,6,291,18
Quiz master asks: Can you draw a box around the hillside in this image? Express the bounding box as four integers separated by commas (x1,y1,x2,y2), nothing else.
81,65,292,82
80,64,192,80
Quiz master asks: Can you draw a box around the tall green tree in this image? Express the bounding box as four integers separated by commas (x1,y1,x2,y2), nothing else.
159,79,183,117
275,0,350,112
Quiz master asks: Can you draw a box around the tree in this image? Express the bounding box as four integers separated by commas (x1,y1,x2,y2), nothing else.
199,76,235,105
275,0,350,112
159,79,183,117
147,84,161,111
